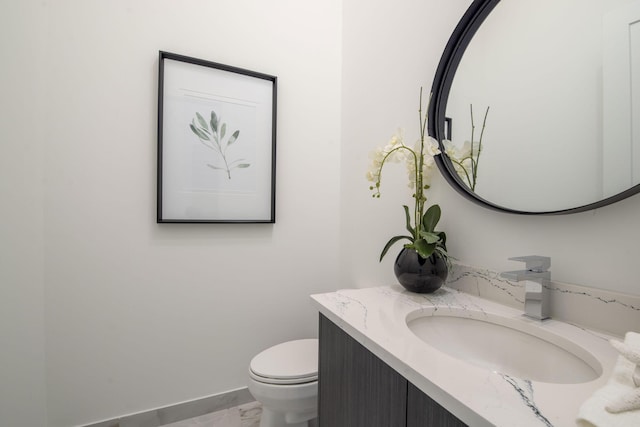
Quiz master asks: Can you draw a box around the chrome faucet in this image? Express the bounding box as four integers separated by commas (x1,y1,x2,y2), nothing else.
501,256,551,320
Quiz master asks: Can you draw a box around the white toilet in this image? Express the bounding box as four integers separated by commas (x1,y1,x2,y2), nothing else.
248,339,318,427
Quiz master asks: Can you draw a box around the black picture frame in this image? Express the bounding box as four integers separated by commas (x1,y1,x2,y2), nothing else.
157,51,277,223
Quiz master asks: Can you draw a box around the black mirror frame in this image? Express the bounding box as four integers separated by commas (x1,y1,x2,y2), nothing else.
427,0,640,215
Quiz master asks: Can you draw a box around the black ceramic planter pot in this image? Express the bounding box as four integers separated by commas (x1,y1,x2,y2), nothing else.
393,248,448,293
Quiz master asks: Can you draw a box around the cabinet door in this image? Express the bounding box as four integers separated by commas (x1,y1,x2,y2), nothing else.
318,314,407,427
407,383,467,427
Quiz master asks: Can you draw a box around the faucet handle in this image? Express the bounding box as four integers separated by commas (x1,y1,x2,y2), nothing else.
508,256,550,272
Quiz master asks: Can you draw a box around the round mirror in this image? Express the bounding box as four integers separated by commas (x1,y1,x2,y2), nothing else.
428,0,640,214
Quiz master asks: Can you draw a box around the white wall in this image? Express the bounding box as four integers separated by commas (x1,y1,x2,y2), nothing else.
0,2,48,426
341,0,640,297
3,0,341,426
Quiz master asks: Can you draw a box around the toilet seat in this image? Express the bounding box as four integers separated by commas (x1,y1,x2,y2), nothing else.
249,339,318,385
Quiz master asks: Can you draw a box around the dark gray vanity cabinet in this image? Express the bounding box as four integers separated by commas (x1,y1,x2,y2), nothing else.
318,314,407,426
318,314,467,427
406,383,467,427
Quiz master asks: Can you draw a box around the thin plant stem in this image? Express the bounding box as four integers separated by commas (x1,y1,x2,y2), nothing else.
469,105,476,187
416,88,432,240
463,104,490,191
473,106,490,190
372,145,415,196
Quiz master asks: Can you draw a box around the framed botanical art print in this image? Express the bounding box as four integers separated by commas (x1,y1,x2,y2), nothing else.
157,51,277,223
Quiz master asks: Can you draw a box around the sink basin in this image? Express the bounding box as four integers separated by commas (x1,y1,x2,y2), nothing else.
406,309,602,384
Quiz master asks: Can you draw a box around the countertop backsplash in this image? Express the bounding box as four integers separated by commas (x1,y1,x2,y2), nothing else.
447,263,640,337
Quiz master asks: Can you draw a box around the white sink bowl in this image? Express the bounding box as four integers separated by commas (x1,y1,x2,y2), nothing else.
406,309,603,384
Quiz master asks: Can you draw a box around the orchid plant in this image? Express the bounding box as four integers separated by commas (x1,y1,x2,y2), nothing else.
442,105,489,191
367,89,449,264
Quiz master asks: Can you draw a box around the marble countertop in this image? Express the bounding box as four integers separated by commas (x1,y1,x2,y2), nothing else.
311,285,620,427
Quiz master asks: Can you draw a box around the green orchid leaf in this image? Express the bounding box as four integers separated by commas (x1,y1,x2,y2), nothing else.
422,204,441,232
207,164,224,170
189,123,210,141
436,246,452,260
402,205,415,236
413,238,436,259
435,246,453,269
380,235,413,262
228,130,240,146
221,122,226,139
234,163,251,169
210,111,219,133
437,231,447,249
196,112,208,130
419,231,440,244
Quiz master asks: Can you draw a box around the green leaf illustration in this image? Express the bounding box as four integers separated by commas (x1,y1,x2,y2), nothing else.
189,109,250,180
210,111,218,133
196,112,208,130
190,123,210,141
227,130,240,146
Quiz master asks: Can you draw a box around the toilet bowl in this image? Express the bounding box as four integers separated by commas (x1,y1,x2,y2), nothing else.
248,339,318,427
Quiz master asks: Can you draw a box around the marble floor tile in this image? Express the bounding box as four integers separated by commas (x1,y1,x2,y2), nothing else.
160,400,317,427
161,401,262,427
238,402,261,427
